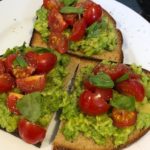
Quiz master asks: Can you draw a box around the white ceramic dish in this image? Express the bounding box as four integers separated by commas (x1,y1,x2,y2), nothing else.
0,0,150,150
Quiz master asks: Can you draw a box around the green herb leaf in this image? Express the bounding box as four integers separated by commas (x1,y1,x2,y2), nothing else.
110,94,135,111
13,55,28,68
60,6,84,14
17,92,42,122
61,0,77,6
89,72,114,88
116,73,129,83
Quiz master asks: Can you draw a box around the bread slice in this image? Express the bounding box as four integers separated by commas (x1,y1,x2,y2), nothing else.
53,62,150,150
30,7,123,63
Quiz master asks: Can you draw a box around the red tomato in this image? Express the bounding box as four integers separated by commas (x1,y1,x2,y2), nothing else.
0,73,15,93
6,92,23,115
116,79,145,102
18,119,46,144
83,1,102,25
84,81,113,101
63,14,77,26
16,75,46,93
5,54,17,73
70,18,87,41
48,8,68,32
25,51,38,68
93,64,129,81
112,108,137,128
0,59,6,74
49,32,68,53
12,66,36,79
36,52,57,74
79,90,110,116
43,0,60,10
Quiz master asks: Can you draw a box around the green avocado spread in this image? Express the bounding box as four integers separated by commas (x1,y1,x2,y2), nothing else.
34,7,117,56
60,63,150,147
0,45,70,131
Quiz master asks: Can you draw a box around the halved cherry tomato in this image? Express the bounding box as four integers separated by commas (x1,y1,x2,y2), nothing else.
43,0,60,10
84,81,113,101
0,59,6,74
79,89,110,116
16,75,46,93
116,79,145,102
83,1,102,26
63,14,77,26
12,66,36,79
93,64,129,81
0,73,15,93
112,108,137,128
5,53,36,78
70,18,87,41
25,51,38,68
49,32,68,53
36,52,57,74
6,92,23,115
48,8,68,32
5,54,17,73
18,119,46,144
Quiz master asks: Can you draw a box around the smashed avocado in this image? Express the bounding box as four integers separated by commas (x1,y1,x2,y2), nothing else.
0,45,70,131
34,7,117,56
60,63,150,147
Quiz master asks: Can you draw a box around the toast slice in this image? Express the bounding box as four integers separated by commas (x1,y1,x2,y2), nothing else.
53,61,150,150
30,4,123,63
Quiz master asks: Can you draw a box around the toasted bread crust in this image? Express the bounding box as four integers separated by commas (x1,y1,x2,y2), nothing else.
53,127,150,150
30,8,123,63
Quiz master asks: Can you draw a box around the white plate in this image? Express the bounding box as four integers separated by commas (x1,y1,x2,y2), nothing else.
0,0,150,150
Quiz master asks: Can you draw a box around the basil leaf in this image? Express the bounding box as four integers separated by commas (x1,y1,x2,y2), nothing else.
61,0,77,6
60,6,84,14
89,72,114,88
13,55,28,68
17,92,42,122
116,73,129,83
110,94,135,111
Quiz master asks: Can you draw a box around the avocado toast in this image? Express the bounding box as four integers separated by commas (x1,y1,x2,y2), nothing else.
53,61,150,150
0,44,74,145
31,0,123,63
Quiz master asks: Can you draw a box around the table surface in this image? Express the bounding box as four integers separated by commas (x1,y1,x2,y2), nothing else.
117,0,150,22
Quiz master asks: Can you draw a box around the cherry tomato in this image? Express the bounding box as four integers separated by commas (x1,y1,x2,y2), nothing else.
116,79,145,102
63,14,77,26
112,108,137,128
25,51,38,68
43,0,60,10
84,81,113,101
0,73,15,93
129,73,141,80
93,64,129,81
16,75,46,93
79,90,110,116
18,119,46,144
5,54,17,73
0,59,6,74
70,18,87,41
36,52,57,74
49,32,68,53
12,66,36,79
83,1,102,26
6,92,23,115
48,8,68,32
